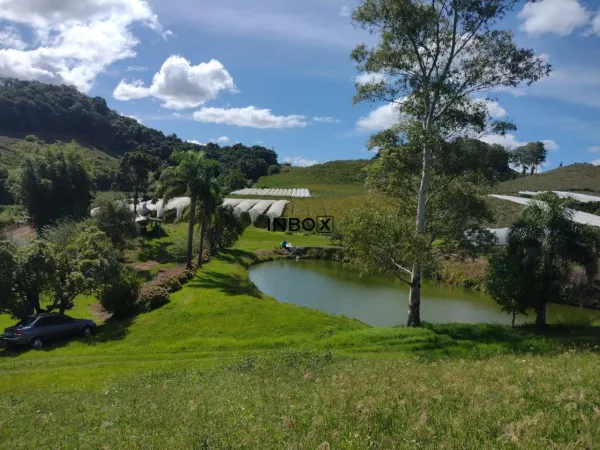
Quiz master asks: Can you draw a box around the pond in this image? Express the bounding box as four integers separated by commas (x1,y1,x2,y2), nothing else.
249,260,600,327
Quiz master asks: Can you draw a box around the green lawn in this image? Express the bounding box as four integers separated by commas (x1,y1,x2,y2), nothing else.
1,226,599,448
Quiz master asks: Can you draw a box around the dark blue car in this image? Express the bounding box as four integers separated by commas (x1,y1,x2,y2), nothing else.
2,313,96,349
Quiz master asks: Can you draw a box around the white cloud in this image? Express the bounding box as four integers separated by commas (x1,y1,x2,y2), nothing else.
593,12,600,35
313,116,341,124
0,27,27,50
186,140,205,145
339,6,350,18
356,101,403,132
121,113,142,124
126,65,147,72
114,56,237,110
255,140,264,145
355,72,387,85
475,99,506,118
592,159,600,166
588,145,600,153
481,134,558,152
284,156,318,167
209,136,229,144
193,106,308,129
518,0,590,36
542,140,559,151
0,0,168,92
172,112,181,118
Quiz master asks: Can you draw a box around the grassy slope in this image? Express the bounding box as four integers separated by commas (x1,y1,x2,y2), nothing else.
1,225,599,447
494,164,600,195
252,160,377,220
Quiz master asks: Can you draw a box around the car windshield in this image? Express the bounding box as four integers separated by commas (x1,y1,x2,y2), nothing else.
14,316,37,327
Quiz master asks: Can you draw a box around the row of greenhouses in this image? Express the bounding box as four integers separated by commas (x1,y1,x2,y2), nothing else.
519,191,600,203
222,198,289,222
231,188,311,198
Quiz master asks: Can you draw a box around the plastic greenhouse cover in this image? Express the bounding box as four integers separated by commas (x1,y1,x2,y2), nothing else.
518,191,600,203
248,200,276,223
222,198,244,207
233,199,261,217
266,200,289,219
489,195,600,228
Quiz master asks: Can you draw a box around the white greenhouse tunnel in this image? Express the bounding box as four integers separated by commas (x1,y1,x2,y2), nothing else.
519,191,600,203
230,188,311,198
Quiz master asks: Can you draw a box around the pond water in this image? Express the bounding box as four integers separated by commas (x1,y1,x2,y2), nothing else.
249,260,600,327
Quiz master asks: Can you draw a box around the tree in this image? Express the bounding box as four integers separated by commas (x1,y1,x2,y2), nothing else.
485,193,599,327
11,241,55,317
222,167,247,192
99,266,141,318
268,164,281,176
513,141,546,175
350,0,550,326
42,223,121,314
91,191,138,247
197,177,221,265
156,150,220,269
0,167,13,205
114,152,156,219
17,143,94,228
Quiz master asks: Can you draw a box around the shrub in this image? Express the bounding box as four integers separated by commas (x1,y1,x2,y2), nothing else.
137,286,170,312
91,191,137,247
99,266,141,318
156,274,182,293
268,164,281,175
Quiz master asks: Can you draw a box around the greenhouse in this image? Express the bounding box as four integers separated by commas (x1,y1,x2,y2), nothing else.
230,188,311,198
266,200,289,220
489,195,600,227
248,200,276,223
233,199,261,217
519,191,600,203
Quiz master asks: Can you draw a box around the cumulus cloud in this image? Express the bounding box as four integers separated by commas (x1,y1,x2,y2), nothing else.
186,140,205,145
193,106,308,129
593,12,600,35
114,56,237,110
284,156,318,167
356,101,403,132
209,136,229,144
473,99,506,118
587,145,600,153
355,72,387,84
518,0,590,36
0,27,28,50
481,134,558,152
313,116,341,124
0,0,169,92
592,158,600,166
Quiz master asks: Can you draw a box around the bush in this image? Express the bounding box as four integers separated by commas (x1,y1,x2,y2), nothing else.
99,266,142,318
91,191,137,247
170,231,199,263
268,164,281,175
137,286,170,312
156,274,182,293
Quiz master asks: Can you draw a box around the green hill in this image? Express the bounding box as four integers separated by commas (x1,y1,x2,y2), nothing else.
493,163,600,195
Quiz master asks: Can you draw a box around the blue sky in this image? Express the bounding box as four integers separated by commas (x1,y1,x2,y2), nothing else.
0,0,599,168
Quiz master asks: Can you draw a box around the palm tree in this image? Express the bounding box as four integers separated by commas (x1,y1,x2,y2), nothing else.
505,193,599,327
197,176,222,265
156,150,220,269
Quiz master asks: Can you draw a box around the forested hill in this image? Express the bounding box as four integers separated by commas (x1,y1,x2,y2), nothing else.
0,78,278,170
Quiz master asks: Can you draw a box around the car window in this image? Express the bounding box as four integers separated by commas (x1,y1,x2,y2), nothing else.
15,316,37,327
62,316,75,323
35,317,53,327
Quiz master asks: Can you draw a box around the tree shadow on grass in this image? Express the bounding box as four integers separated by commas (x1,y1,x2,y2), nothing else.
417,323,600,358
215,248,260,267
138,241,175,264
187,270,263,298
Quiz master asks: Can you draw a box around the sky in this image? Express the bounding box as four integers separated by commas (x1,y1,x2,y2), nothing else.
0,0,599,169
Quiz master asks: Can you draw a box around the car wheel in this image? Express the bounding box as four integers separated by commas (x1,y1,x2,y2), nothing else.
30,337,44,350
82,326,93,337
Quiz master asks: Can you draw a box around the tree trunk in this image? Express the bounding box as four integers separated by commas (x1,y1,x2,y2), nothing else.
407,146,432,327
530,166,535,175
210,225,217,256
408,268,421,327
535,302,547,328
186,196,197,270
133,190,139,219
522,166,527,175
511,311,516,328
198,214,208,266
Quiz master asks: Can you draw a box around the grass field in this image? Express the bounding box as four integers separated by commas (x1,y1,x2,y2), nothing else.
1,225,599,448
494,163,600,195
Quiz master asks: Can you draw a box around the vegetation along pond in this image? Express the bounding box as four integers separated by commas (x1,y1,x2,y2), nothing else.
249,260,600,327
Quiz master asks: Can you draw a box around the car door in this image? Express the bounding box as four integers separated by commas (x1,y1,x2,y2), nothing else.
34,316,64,341
57,315,78,337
